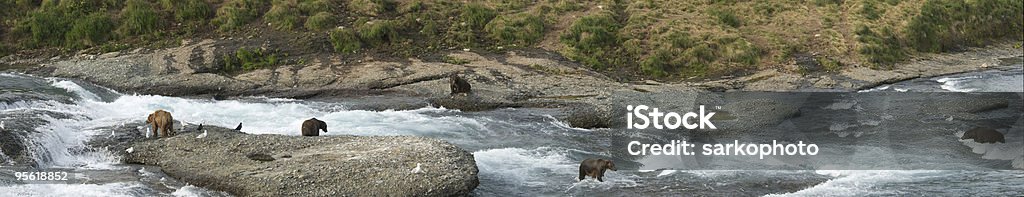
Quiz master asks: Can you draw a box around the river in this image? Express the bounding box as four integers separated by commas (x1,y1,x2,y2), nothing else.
0,57,1021,196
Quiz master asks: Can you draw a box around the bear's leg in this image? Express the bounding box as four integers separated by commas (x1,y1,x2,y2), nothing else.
151,123,159,137
579,167,586,181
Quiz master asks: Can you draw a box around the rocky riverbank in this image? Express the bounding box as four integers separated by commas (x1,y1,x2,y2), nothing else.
118,126,478,196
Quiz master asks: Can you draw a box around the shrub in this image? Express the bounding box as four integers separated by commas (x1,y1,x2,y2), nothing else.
906,0,1023,52
23,9,69,47
856,25,905,68
213,0,269,31
639,31,717,77
348,0,390,16
305,12,335,31
222,47,280,72
485,13,545,46
265,0,301,30
711,9,740,28
119,0,161,36
559,12,621,69
860,0,881,20
329,28,361,53
461,3,497,31
163,0,212,23
298,0,331,15
65,12,114,49
357,20,398,47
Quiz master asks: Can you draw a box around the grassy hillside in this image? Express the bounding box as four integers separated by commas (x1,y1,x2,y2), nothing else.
1,0,1021,80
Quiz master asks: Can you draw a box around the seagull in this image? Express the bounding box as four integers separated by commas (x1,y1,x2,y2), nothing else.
110,130,115,137
181,121,189,132
1,120,4,129
126,147,134,154
146,128,151,138
197,130,208,138
946,116,954,121
411,163,423,174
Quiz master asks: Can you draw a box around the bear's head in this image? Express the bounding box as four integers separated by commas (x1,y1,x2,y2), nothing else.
603,159,616,171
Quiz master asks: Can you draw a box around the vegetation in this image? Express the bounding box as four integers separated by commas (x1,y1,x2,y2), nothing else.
485,13,545,46
212,0,268,31
221,47,280,72
119,0,161,36
304,12,335,31
1,0,1022,81
329,28,361,53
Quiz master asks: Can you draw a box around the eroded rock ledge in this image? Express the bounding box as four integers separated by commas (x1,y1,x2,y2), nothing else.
124,127,478,196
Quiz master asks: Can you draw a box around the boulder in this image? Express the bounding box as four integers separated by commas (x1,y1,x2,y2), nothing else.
124,128,478,196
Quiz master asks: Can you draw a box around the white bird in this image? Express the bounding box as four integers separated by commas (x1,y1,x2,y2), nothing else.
181,121,189,132
946,116,954,121
126,147,134,154
146,128,151,138
196,130,208,138
110,130,115,137
411,163,423,174
1,120,4,129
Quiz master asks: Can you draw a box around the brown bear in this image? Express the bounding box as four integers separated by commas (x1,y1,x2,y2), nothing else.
961,127,1005,143
146,110,174,138
578,158,616,182
449,72,471,96
301,118,328,136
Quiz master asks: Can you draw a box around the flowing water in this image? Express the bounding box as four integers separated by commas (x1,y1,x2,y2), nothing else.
0,58,1021,196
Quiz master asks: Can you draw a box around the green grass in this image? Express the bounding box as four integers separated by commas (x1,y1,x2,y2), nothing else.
907,0,1024,52
711,9,741,28
265,0,301,30
65,12,115,49
442,55,470,65
485,13,545,46
162,0,211,23
222,47,280,72
461,3,497,31
560,12,621,69
213,0,268,32
329,28,361,53
119,0,160,36
348,0,390,16
305,12,335,31
357,20,399,47
856,25,905,68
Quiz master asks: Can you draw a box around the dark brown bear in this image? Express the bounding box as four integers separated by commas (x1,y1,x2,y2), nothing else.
301,118,328,136
449,73,471,96
961,127,1005,143
578,158,616,182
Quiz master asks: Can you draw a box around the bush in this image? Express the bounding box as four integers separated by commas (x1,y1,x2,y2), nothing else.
213,0,269,31
65,12,114,49
298,0,331,15
856,26,905,68
305,12,335,31
461,3,497,31
265,0,301,30
329,28,361,53
906,0,1024,52
711,9,740,28
348,0,390,16
222,47,280,72
560,12,621,69
485,13,545,46
357,20,398,47
23,9,69,47
860,0,881,20
639,31,717,77
119,0,161,36
163,0,212,23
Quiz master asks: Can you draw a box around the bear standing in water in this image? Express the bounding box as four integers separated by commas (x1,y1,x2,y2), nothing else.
961,127,1005,143
578,158,616,182
301,118,328,136
146,110,174,138
449,72,471,96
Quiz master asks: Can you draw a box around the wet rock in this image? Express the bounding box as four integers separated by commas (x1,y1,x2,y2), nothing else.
123,127,478,196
